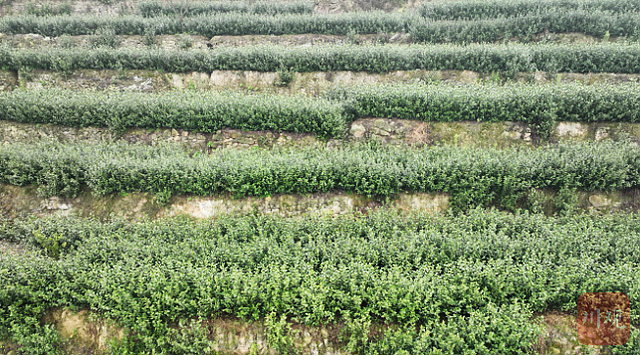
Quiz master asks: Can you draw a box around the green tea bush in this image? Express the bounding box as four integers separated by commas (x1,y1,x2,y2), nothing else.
609,326,640,354
0,89,346,138
138,1,314,17
420,0,640,20
25,1,72,16
325,82,640,137
368,302,541,355
3,43,640,73
3,10,640,42
0,12,410,37
0,140,638,210
409,10,640,43
0,209,638,352
2,83,638,139
88,27,120,49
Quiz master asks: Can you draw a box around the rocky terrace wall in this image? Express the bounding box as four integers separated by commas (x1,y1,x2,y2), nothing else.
2,119,640,152
0,67,637,94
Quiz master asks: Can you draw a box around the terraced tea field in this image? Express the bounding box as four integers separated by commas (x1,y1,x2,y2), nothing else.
0,0,638,354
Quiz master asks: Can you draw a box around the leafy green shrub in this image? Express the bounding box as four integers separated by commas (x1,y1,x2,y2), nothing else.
177,33,193,49
526,188,547,214
57,34,75,48
3,9,640,42
0,89,346,138
609,326,640,355
553,186,578,216
419,0,640,20
3,43,640,74
276,67,296,86
163,319,216,355
0,12,410,37
24,1,71,16
1,209,638,353
409,10,640,43
325,82,640,138
340,314,372,355
143,26,157,46
368,302,540,355
138,0,314,17
32,229,65,259
0,140,637,208
89,27,120,49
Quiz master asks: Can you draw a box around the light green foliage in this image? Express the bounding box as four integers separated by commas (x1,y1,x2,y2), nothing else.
163,319,216,355
265,313,298,355
340,314,372,355
326,82,640,138
420,0,640,20
25,1,72,16
177,34,193,50
0,89,346,138
276,67,296,86
0,140,638,210
0,12,411,37
553,186,578,216
57,34,75,48
143,26,157,46
2,43,640,74
409,10,640,43
89,27,121,49
0,209,638,352
2,8,640,42
32,229,65,259
139,1,314,17
368,302,541,355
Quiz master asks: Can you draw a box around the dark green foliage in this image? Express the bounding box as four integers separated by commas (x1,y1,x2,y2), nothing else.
0,209,638,352
3,43,640,74
325,83,640,137
138,1,314,17
0,12,410,37
88,27,120,49
420,0,640,20
368,302,541,355
0,140,637,210
0,89,346,138
409,10,640,43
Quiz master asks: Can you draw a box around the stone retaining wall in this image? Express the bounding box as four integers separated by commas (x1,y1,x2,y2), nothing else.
1,67,637,94
2,119,640,153
0,308,618,355
1,182,638,222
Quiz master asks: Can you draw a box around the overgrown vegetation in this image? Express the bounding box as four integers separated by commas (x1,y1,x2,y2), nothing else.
327,82,640,138
419,0,640,20
2,8,640,42
3,43,640,73
0,140,638,211
0,12,410,37
410,10,640,43
0,209,638,353
0,89,346,137
24,1,72,16
138,0,314,17
1,83,639,141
